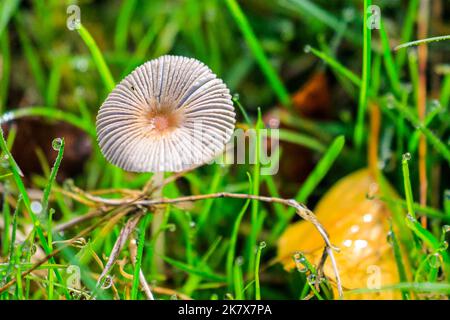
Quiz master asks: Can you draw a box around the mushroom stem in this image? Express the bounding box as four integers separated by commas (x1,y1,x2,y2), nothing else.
151,172,165,274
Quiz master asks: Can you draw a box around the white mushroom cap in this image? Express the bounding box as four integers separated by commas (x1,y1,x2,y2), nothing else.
96,55,235,172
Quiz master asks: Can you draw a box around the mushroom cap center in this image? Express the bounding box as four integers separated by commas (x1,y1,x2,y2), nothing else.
153,115,170,131
146,107,182,136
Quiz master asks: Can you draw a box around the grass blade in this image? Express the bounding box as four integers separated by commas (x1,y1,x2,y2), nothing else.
131,213,151,300
0,106,95,136
285,135,345,220
77,25,115,92
354,0,372,148
114,0,137,52
0,0,20,38
226,173,252,289
225,0,290,106
393,99,450,163
395,35,450,51
306,46,361,87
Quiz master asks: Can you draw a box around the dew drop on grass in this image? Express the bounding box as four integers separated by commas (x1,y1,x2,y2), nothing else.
167,224,176,232
52,138,63,151
366,182,378,200
428,253,442,269
342,8,355,21
189,221,196,229
0,155,9,168
430,99,442,112
293,252,308,273
307,273,317,285
236,256,244,266
31,201,43,214
63,179,75,190
386,94,395,109
439,241,448,251
259,241,267,249
386,231,394,245
303,45,311,53
402,152,411,161
442,225,450,234
101,275,113,289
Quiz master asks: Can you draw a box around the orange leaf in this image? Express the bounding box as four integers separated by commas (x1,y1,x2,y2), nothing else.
278,169,402,299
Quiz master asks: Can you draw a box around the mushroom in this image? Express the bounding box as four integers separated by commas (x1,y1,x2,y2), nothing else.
96,55,236,172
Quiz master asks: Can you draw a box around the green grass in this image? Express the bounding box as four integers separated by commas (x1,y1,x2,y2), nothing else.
225,0,291,107
395,35,450,51
77,25,115,92
354,0,371,148
0,0,449,301
131,213,151,299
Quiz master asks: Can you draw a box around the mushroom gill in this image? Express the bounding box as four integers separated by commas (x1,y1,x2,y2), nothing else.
96,55,236,172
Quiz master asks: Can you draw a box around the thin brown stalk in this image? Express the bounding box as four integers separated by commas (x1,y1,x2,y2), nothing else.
417,0,429,227
96,212,144,287
86,191,342,296
368,102,381,179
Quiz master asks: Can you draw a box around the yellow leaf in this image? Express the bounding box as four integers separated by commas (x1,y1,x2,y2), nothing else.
278,169,402,299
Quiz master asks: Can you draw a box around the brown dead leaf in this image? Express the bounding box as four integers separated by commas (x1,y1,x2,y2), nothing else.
278,169,402,299
292,72,330,118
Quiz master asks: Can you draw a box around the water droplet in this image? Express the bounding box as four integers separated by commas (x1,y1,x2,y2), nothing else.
386,94,395,109
1,112,13,123
366,183,378,200
63,179,75,190
342,8,355,21
73,57,89,72
429,99,442,112
232,93,240,101
386,231,394,245
439,241,448,251
259,241,267,249
167,224,176,232
303,45,311,53
74,86,85,98
0,154,9,168
71,291,82,300
343,239,352,248
236,256,244,266
210,293,219,300
442,225,450,234
101,275,113,289
307,273,317,285
428,253,442,269
31,201,43,214
189,221,196,229
402,152,411,161
293,252,308,273
405,214,416,228
52,138,63,151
